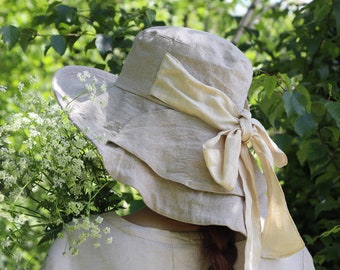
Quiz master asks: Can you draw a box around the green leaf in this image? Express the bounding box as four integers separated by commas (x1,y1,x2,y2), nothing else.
294,113,317,137
309,156,331,179
333,0,340,36
144,8,156,27
306,38,321,56
320,224,340,238
278,73,291,91
313,4,331,22
325,102,340,128
282,90,306,117
0,25,21,50
54,4,78,25
315,197,339,217
44,44,52,56
50,35,67,56
263,76,277,98
318,65,330,79
297,139,329,165
249,74,265,91
296,85,311,112
85,38,96,52
322,127,340,145
19,28,37,52
268,98,284,128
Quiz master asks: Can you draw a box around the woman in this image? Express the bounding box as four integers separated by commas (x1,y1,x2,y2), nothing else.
42,26,315,270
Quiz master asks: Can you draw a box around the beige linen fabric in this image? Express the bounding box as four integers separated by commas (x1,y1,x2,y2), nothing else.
148,53,304,262
53,26,307,269
41,212,315,270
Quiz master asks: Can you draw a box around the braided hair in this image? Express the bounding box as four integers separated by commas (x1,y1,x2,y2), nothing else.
201,225,238,270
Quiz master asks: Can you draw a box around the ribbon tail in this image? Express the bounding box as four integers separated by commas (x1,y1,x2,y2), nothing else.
240,146,262,270
252,119,288,167
253,137,305,258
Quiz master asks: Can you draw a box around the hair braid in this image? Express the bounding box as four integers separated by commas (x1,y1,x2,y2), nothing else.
201,225,238,270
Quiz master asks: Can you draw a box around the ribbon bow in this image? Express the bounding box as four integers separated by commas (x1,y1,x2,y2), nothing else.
150,53,304,269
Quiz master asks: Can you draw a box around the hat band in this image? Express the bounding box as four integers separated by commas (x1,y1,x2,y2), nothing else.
149,53,305,268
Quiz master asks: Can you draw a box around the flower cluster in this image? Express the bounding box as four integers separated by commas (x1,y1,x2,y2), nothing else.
76,70,107,102
0,79,134,269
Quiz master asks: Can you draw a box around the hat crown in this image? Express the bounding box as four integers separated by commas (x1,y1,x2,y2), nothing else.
115,26,253,111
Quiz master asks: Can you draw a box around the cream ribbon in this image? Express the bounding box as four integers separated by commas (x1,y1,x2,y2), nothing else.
149,53,305,269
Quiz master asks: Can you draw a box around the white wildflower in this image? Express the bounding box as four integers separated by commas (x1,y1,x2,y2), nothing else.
85,83,97,96
93,242,101,248
80,217,91,230
103,227,110,234
14,214,28,225
13,251,22,263
29,75,38,85
0,85,7,92
30,129,40,137
66,201,84,216
18,158,28,170
53,178,65,189
105,237,113,244
28,112,44,125
31,184,39,193
92,76,98,83
85,149,97,159
18,81,25,92
76,232,89,245
90,226,101,239
100,81,107,93
2,237,11,248
2,173,17,189
70,247,79,256
95,216,103,225
77,70,91,82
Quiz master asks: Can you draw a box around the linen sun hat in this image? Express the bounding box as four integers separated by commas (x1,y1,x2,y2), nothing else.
53,26,305,269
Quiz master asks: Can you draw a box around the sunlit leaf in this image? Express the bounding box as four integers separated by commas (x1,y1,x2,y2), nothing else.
263,75,277,98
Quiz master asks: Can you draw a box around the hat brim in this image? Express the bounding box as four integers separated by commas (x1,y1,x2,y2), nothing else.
53,66,268,235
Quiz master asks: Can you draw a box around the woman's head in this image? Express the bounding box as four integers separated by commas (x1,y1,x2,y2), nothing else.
53,26,253,230
53,26,304,269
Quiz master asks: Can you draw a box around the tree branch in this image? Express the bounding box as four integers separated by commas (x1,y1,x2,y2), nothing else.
232,0,261,44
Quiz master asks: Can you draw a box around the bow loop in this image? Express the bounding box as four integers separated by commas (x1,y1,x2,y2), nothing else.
239,110,253,143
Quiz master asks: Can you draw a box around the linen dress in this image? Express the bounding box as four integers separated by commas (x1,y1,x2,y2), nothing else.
42,212,315,270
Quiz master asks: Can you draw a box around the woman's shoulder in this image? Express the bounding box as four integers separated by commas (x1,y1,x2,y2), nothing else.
42,211,205,270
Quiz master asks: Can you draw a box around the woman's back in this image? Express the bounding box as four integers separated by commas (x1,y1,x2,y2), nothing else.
42,210,314,270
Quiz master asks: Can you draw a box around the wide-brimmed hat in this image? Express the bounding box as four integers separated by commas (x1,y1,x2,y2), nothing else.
53,26,304,269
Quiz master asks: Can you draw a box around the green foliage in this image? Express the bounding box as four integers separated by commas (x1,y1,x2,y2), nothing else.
0,1,164,74
244,1,340,268
0,80,140,269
